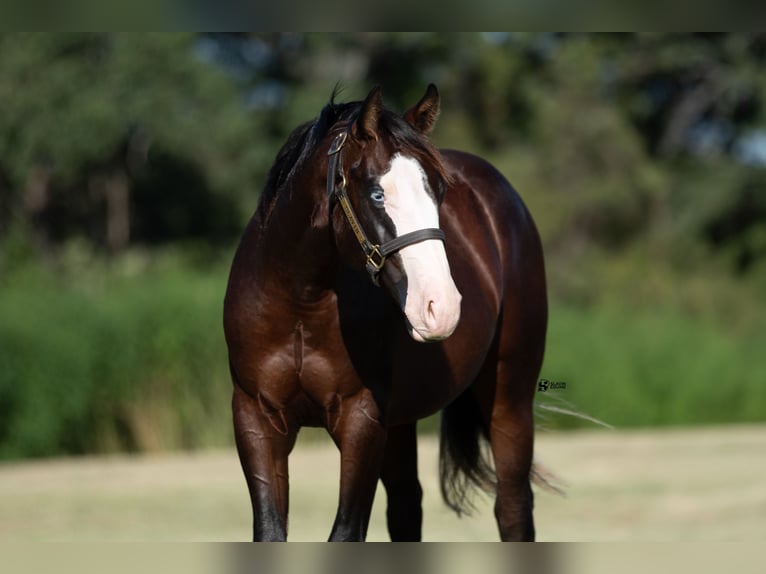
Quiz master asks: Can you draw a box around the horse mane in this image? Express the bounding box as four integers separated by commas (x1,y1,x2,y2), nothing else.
255,90,450,224
255,90,348,223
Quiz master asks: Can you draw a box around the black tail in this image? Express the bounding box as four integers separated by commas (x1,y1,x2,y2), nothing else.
439,389,495,516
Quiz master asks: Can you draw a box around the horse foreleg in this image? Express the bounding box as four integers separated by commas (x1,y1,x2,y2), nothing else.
232,383,297,541
327,391,387,541
380,422,422,541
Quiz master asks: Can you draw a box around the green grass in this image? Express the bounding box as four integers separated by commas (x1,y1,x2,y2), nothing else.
539,303,766,429
1,253,764,459
0,256,233,459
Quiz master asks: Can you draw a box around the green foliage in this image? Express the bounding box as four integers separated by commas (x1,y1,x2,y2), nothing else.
0,33,262,249
539,303,766,429
2,258,763,459
0,34,254,187
2,33,766,458
0,256,232,459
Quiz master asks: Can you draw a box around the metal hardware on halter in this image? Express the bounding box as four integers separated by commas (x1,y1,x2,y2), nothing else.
326,130,446,286
327,131,347,156
365,245,386,273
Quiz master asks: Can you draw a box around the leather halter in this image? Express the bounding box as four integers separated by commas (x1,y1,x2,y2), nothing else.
326,131,446,285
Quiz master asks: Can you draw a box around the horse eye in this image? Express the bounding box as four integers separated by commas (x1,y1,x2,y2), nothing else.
370,188,385,205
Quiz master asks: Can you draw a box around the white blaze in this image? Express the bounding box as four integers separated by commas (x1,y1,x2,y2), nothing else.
379,155,462,342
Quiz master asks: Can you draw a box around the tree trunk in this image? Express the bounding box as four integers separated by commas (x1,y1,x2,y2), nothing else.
24,164,51,216
22,164,52,251
104,170,130,251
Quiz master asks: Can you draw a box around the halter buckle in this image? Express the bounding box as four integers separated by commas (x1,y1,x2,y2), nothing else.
327,132,347,156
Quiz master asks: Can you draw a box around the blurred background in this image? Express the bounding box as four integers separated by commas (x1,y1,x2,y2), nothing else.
1,33,765,462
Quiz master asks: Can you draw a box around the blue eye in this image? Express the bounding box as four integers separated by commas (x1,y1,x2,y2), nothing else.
371,188,385,205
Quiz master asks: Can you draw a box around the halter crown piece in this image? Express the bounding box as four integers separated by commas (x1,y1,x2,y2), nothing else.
327,131,446,286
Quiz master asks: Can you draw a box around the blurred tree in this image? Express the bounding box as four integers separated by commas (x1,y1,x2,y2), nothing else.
609,33,766,275
0,33,259,255
2,32,766,284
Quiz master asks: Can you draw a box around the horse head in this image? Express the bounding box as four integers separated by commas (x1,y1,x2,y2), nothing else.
327,85,462,342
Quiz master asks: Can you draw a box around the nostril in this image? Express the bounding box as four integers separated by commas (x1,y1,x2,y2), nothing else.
426,300,437,326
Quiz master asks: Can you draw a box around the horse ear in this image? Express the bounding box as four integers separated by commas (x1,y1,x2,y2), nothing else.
404,84,440,135
354,86,383,140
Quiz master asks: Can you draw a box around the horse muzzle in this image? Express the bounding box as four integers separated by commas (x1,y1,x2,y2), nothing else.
402,252,462,342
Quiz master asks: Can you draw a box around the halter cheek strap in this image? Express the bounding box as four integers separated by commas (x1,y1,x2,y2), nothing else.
327,131,446,285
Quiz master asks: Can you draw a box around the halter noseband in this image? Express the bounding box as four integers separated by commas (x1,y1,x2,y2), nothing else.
326,131,446,286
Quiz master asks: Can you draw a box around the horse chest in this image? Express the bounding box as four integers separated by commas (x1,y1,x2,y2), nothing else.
240,310,359,391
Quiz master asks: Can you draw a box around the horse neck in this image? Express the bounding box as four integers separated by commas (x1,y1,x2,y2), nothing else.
257,172,336,297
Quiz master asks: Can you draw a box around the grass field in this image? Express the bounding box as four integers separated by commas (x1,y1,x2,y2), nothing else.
0,424,764,542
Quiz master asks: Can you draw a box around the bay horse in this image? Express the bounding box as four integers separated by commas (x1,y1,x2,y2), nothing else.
223,85,547,541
